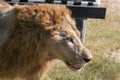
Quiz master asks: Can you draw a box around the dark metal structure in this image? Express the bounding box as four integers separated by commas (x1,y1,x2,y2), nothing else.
5,0,106,43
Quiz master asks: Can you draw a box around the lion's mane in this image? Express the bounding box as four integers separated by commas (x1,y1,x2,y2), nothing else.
0,2,74,79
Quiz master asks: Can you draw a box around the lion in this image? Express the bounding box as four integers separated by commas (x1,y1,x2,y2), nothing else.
0,0,92,80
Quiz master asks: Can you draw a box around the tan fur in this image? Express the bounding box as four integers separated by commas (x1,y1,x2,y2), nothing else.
0,1,92,80
0,0,13,15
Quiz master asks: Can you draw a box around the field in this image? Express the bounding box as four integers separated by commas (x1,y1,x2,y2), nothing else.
45,0,120,80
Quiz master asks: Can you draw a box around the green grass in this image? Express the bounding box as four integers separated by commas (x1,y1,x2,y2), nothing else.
44,1,120,80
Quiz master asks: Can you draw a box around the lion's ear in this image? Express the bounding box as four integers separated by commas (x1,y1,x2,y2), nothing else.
34,11,54,30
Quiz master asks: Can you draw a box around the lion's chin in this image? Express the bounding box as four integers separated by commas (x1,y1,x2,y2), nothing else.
65,61,86,72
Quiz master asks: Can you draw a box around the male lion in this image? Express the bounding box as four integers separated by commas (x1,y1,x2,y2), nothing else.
0,0,92,80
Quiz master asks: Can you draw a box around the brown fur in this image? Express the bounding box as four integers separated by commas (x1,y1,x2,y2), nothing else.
0,1,92,80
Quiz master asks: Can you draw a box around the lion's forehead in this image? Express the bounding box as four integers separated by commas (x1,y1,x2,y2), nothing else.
62,25,80,38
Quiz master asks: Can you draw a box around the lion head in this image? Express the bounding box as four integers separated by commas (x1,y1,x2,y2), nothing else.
0,3,92,79
26,4,93,71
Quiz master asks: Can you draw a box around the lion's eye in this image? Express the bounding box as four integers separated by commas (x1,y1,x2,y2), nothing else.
66,37,74,43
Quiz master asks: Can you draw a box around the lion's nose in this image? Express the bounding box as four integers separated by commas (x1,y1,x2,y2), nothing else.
81,48,92,63
82,57,92,62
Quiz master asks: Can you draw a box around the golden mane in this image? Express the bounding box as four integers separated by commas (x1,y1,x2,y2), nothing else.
0,4,75,80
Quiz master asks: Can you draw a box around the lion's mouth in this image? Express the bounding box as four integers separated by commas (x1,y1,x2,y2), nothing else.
65,61,86,71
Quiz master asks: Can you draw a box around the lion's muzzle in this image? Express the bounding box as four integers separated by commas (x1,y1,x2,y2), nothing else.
81,48,92,63
65,47,92,72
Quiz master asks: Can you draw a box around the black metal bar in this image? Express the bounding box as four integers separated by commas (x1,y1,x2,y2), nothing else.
67,5,106,19
61,0,67,4
74,0,81,5
20,0,28,2
75,19,87,43
45,0,54,3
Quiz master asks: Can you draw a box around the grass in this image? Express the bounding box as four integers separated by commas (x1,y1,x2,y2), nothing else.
44,0,120,80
